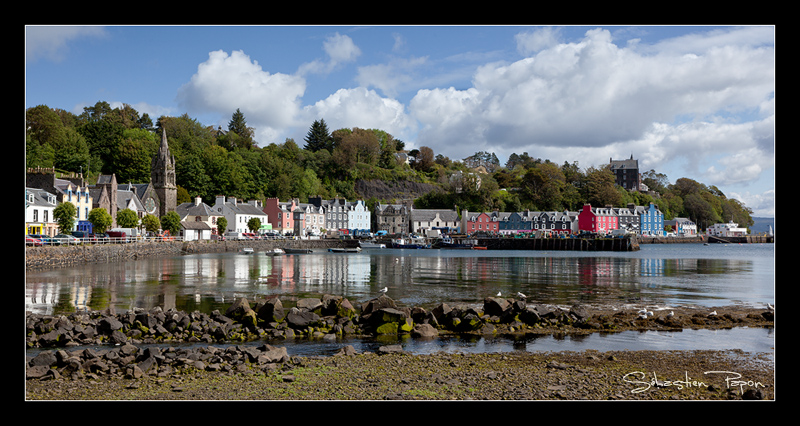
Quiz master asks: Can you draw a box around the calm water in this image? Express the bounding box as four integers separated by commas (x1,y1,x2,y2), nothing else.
25,243,775,354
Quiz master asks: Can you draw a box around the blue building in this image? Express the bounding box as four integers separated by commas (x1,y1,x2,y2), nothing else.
637,202,664,236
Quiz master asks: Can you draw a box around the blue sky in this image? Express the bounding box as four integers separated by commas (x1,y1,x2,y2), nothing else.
25,25,775,217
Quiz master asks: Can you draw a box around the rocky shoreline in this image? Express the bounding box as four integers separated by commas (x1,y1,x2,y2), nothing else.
25,294,775,401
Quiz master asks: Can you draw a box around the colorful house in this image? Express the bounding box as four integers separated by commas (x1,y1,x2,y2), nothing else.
462,211,499,234
637,202,664,236
578,204,618,234
264,198,297,235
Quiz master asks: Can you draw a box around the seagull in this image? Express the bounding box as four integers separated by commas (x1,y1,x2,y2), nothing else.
379,287,388,295
708,310,717,316
637,308,648,315
516,292,527,300
496,291,502,297
646,311,654,317
666,311,675,319
767,303,774,311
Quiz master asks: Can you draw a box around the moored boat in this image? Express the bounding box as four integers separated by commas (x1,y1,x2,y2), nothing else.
359,240,386,249
328,247,362,253
284,248,313,254
239,248,255,255
265,248,285,256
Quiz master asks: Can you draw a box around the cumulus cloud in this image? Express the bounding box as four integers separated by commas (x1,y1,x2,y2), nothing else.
176,49,306,142
302,87,417,140
408,26,774,189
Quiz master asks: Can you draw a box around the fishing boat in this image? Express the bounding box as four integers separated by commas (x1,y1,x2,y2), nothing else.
238,247,255,255
359,240,386,249
392,238,430,249
328,247,362,253
438,237,477,249
265,248,285,256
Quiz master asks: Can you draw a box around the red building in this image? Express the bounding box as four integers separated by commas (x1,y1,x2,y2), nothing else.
578,204,618,234
463,212,499,234
263,198,297,235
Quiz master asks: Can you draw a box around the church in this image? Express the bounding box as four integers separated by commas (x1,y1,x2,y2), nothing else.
27,129,177,231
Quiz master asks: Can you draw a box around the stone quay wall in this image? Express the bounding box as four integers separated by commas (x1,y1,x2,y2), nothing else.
25,239,359,270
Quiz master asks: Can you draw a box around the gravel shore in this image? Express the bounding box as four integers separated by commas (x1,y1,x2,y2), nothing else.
25,348,774,401
25,303,775,401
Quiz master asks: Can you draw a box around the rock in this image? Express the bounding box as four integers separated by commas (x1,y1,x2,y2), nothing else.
411,323,438,339
297,297,323,312
334,345,358,356
257,297,285,323
377,344,404,355
225,297,251,321
484,297,511,317
286,309,321,329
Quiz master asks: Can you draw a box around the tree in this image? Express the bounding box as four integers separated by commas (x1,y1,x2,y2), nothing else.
414,146,435,172
160,211,182,236
217,216,228,236
304,119,334,152
142,214,161,234
585,167,621,207
247,217,262,233
116,208,139,228
226,109,255,149
53,202,77,233
88,208,113,234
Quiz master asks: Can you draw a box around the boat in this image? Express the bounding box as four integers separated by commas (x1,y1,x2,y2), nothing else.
328,247,362,253
359,240,386,249
265,248,285,256
391,238,430,249
438,237,477,249
284,248,313,254
239,248,255,255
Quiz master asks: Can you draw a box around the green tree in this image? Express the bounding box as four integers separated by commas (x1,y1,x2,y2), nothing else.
247,217,262,233
226,108,254,149
53,202,77,233
304,119,334,152
88,208,113,234
217,216,228,236
160,211,182,236
584,167,621,207
142,214,161,234
116,208,139,228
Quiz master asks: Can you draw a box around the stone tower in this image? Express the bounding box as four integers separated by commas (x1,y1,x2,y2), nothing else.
151,129,177,217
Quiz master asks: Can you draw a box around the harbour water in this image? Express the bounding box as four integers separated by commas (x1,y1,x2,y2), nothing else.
25,243,775,355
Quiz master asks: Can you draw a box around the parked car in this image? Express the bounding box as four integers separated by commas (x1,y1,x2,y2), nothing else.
52,234,81,245
26,236,43,246
28,234,54,245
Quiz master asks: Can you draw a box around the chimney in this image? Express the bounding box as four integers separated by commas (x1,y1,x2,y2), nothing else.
195,196,202,206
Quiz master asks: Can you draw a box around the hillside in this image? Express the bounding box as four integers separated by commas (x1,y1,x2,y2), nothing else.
354,179,441,202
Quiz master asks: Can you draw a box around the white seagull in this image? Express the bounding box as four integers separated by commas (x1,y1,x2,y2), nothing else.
767,303,774,311
516,292,527,300
379,287,388,294
496,291,502,297
666,311,675,319
708,310,717,316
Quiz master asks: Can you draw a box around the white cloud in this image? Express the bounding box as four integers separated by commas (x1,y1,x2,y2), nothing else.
302,87,417,141
25,26,107,64
297,32,361,76
408,27,774,177
176,50,307,142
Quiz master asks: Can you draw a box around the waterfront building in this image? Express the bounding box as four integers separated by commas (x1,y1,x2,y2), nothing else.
500,211,532,234
375,203,410,235
25,187,58,236
665,217,697,237
578,204,618,234
213,195,269,234
462,211,499,234
346,199,371,237
176,196,224,239
613,204,640,234
706,221,748,238
637,202,664,236
264,198,298,235
411,208,460,235
534,210,579,235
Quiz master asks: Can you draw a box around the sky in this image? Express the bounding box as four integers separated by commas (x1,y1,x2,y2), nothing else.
24,25,775,217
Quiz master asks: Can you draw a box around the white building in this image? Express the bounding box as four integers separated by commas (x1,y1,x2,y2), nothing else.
347,200,371,236
176,196,224,239
213,195,269,234
26,187,59,236
706,221,748,237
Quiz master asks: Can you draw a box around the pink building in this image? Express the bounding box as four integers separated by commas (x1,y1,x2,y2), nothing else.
263,198,298,235
578,204,618,234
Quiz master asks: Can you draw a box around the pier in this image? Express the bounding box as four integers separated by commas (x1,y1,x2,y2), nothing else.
473,236,639,252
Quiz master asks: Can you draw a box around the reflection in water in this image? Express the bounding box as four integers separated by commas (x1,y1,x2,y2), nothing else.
25,245,773,316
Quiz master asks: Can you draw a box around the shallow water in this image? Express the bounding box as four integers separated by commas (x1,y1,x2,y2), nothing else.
25,243,775,355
